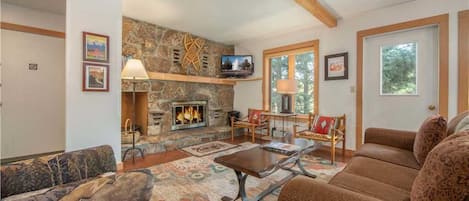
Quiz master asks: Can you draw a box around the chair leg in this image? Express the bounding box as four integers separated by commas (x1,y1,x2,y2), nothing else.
330,143,335,165
231,125,234,142
251,126,255,143
342,140,346,159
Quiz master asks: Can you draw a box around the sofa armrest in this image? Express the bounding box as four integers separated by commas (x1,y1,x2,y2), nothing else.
278,176,379,201
364,128,416,151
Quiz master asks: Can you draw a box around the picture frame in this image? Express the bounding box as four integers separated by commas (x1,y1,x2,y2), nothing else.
83,63,109,92
83,32,109,63
325,52,348,80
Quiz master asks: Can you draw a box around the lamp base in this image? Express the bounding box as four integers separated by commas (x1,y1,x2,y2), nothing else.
280,94,293,113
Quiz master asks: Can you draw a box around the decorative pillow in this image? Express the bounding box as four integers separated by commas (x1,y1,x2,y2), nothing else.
446,111,469,135
413,114,447,165
454,115,469,133
248,109,263,124
313,116,336,135
410,131,469,201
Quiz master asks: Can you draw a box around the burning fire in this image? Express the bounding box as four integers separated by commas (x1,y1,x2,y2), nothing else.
176,107,202,124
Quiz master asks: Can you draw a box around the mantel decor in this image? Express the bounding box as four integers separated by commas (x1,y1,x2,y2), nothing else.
83,32,109,63
182,33,205,73
325,52,348,80
82,63,109,92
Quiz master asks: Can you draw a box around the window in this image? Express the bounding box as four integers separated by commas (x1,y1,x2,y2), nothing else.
270,56,289,113
294,52,315,114
263,40,319,115
380,42,417,95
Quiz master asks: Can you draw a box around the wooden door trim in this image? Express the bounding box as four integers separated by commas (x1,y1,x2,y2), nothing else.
0,22,65,38
356,14,449,149
458,10,469,113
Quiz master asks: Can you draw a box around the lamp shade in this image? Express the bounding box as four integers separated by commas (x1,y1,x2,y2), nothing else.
121,59,149,80
276,79,297,94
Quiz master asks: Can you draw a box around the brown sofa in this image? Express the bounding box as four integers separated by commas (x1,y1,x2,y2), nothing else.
279,112,469,201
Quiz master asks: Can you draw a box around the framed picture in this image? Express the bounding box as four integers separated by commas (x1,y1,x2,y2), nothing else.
83,32,109,62
83,63,109,92
325,52,348,80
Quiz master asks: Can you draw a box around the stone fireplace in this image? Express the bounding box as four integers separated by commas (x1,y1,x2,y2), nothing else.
121,16,242,159
171,100,207,130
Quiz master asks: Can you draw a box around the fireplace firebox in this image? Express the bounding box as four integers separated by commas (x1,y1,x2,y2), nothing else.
171,101,207,130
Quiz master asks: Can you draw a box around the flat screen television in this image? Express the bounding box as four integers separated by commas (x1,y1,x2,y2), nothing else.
220,55,254,77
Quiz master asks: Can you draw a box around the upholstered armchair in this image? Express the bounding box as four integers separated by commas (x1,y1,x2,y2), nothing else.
293,113,346,164
231,108,270,142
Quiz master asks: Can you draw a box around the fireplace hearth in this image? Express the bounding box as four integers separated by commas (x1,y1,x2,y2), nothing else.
171,101,207,130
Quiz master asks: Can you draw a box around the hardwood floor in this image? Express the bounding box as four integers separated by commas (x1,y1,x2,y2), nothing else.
122,134,353,172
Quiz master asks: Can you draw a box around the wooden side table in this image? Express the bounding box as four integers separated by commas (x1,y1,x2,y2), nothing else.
261,112,297,138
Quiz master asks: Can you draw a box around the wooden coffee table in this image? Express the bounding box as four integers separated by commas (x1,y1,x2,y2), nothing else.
214,139,320,201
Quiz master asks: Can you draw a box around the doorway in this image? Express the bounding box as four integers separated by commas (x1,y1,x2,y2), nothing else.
356,14,449,148
363,26,438,131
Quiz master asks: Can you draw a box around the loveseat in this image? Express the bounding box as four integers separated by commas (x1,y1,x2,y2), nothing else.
1,145,154,201
279,112,469,201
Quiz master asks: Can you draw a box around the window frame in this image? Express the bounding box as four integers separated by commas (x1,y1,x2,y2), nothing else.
262,40,319,118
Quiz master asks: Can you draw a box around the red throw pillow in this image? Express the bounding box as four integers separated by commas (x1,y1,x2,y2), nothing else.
313,116,336,134
248,110,263,124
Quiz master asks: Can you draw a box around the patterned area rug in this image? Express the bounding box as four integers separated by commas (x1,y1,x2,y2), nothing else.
180,141,239,157
148,142,346,201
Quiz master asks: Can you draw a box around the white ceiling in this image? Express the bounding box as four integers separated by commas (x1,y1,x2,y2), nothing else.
2,0,413,43
2,0,66,15
123,0,414,44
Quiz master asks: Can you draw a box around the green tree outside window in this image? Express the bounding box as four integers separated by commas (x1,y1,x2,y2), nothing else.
381,43,417,95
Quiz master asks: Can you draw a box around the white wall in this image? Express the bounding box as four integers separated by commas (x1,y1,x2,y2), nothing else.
1,3,65,158
65,0,122,162
1,3,65,32
234,0,469,150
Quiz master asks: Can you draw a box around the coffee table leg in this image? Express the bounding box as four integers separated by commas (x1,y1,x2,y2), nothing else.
222,170,248,201
297,157,317,178
236,170,248,201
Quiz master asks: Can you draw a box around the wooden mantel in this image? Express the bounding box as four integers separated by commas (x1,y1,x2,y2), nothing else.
147,72,262,85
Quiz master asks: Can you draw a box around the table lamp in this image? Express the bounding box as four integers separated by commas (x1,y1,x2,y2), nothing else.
121,59,149,163
276,79,297,113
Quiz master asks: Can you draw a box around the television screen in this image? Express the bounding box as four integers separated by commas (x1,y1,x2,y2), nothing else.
220,55,253,77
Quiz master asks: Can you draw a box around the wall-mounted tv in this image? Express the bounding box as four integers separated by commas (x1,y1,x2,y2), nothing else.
220,55,254,77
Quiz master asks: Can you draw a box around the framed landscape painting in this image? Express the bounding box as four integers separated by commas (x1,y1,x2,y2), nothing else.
325,52,348,80
83,63,109,92
83,32,109,62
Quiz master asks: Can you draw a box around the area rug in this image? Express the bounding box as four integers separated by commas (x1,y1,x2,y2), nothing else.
147,142,346,201
180,141,239,157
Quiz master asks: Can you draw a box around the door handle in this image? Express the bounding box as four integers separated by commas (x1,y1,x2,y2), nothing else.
428,105,436,111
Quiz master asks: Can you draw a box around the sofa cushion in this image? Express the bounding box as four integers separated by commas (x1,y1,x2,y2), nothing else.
0,158,56,198
354,143,420,169
48,145,116,185
413,114,447,165
447,111,469,135
329,172,410,201
343,156,419,191
410,131,469,201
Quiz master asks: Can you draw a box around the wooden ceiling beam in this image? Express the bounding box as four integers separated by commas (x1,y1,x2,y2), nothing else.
295,0,337,28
